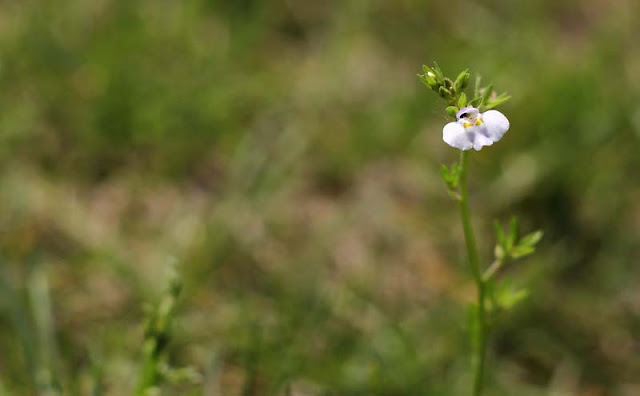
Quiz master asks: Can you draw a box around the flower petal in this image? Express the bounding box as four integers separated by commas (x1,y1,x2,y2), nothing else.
471,131,494,151
481,110,510,142
443,122,472,150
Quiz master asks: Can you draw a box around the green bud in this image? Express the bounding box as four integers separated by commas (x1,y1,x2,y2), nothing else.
454,69,470,92
422,64,435,76
443,78,454,90
418,72,438,89
438,86,451,99
446,106,459,118
457,92,467,108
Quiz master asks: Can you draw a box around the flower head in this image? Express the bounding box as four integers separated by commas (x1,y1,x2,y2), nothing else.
442,106,510,151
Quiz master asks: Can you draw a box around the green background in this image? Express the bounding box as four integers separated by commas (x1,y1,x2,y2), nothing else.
0,0,639,394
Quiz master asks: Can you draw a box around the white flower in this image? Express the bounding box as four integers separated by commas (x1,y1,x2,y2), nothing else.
442,106,510,151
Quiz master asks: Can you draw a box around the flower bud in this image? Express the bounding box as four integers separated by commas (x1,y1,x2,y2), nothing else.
443,78,454,90
454,70,470,92
422,64,435,76
439,86,452,99
420,73,438,89
446,106,459,118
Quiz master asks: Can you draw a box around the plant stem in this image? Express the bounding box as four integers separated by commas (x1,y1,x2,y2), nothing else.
458,150,486,395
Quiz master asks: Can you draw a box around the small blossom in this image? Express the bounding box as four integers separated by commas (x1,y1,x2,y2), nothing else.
442,107,510,151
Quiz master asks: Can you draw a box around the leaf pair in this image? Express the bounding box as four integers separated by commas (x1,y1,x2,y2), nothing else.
486,279,529,313
494,217,543,261
440,163,461,198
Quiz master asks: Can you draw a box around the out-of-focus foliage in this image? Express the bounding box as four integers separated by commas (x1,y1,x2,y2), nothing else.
0,0,639,394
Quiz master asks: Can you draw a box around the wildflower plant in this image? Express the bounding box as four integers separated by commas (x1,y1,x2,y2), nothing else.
419,63,543,395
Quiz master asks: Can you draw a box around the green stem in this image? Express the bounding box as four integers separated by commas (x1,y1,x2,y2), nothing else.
458,151,486,395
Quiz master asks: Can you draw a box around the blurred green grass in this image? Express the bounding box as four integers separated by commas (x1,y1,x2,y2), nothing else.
0,0,639,394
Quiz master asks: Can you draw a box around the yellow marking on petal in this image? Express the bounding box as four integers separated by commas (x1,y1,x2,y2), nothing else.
463,121,473,128
475,118,483,126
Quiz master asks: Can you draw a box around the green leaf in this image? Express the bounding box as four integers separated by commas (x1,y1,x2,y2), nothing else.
440,163,461,191
493,220,507,248
510,229,543,258
457,92,467,108
440,164,449,180
432,62,444,82
484,93,512,110
489,279,529,311
446,106,459,118
418,74,434,88
474,75,482,97
510,245,535,259
519,230,544,248
468,96,482,108
481,83,493,109
497,287,529,310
